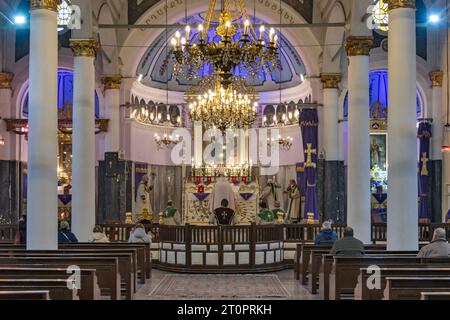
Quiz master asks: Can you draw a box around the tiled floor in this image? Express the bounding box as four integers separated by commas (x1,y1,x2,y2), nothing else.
134,269,318,300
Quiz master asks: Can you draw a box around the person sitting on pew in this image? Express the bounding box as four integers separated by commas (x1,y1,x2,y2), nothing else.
417,227,450,258
314,220,338,245
15,213,27,245
58,221,79,244
128,223,151,244
208,199,239,225
330,227,364,256
88,225,110,243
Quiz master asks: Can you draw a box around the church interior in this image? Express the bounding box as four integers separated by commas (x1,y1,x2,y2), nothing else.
0,0,450,302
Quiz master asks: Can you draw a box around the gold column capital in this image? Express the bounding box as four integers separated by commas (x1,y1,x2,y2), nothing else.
0,72,14,89
429,71,443,87
345,36,374,56
320,73,341,89
386,0,416,11
101,75,122,90
69,39,99,58
29,0,61,12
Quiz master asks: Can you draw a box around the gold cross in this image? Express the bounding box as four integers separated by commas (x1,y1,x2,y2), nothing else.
305,143,317,168
420,152,429,176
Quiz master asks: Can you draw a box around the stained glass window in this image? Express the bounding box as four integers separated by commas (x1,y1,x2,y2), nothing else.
57,0,71,29
372,0,389,32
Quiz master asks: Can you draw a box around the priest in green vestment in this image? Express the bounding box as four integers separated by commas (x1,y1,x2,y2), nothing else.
256,201,275,225
161,200,182,225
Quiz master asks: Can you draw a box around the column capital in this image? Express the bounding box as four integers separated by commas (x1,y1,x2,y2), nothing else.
0,72,14,89
345,36,374,56
29,0,61,11
69,39,99,58
386,0,415,11
101,75,122,90
429,71,443,87
320,73,341,89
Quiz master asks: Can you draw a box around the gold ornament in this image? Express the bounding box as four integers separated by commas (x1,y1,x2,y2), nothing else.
429,71,443,87
69,39,99,58
0,72,14,89
138,208,153,223
125,212,133,224
386,0,415,11
345,36,374,56
320,73,341,89
276,211,285,224
101,75,122,90
159,212,164,225
29,0,61,11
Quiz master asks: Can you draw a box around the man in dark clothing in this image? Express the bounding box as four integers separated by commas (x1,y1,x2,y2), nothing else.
330,227,364,256
209,199,238,225
18,214,27,245
58,220,78,244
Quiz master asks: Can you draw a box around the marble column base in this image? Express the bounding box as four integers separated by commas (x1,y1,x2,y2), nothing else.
317,160,346,223
97,153,132,223
0,160,20,223
430,160,442,222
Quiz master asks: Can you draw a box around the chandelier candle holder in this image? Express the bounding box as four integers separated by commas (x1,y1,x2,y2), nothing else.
186,76,259,132
171,0,279,86
191,162,252,180
131,107,181,127
154,133,180,149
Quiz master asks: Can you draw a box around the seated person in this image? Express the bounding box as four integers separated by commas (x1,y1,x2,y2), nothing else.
314,220,338,245
128,223,152,243
417,228,450,258
209,199,239,225
330,227,364,256
256,201,275,225
161,200,182,225
271,201,286,224
88,225,110,243
58,221,78,244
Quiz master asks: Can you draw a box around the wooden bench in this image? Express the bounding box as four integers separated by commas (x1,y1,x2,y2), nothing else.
0,279,79,300
0,256,121,299
0,267,100,300
0,290,50,300
384,277,450,300
0,251,135,299
421,292,450,300
355,267,450,300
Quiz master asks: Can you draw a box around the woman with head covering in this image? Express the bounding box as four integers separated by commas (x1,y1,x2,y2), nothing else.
88,225,110,243
417,228,450,258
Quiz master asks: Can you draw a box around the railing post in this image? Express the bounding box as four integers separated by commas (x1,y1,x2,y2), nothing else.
185,223,191,267
250,223,256,267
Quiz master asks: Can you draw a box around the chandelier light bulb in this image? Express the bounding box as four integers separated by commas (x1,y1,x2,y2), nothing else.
185,25,191,38
259,25,265,40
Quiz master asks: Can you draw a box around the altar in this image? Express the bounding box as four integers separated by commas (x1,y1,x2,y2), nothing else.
183,179,259,225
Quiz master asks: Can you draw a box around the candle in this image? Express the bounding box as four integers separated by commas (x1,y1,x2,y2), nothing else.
259,25,265,40
269,28,275,42
244,19,249,35
185,25,191,41
198,24,204,40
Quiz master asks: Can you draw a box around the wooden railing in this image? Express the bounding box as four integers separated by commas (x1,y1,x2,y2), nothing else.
1,222,450,244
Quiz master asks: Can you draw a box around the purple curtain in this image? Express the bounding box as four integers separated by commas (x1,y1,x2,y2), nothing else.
418,122,432,222
300,109,319,221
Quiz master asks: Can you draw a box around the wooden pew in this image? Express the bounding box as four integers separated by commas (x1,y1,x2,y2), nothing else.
0,251,134,299
0,256,121,300
355,267,450,300
384,277,450,300
329,255,422,300
421,292,450,300
0,290,50,300
0,279,79,300
0,267,100,300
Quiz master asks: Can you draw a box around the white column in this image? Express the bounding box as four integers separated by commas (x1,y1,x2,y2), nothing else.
27,3,59,250
69,39,98,241
321,74,341,161
0,72,14,160
338,120,345,162
194,121,203,166
238,129,248,165
387,1,418,251
345,37,373,243
430,71,443,160
102,75,122,152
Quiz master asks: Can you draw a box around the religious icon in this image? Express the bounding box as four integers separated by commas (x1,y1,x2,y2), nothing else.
370,134,386,171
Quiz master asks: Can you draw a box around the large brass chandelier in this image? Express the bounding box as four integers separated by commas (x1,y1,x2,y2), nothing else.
185,76,259,132
171,0,279,86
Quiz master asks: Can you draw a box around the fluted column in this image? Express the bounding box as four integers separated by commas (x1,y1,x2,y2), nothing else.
429,71,443,222
0,72,14,160
386,0,418,250
70,39,98,241
194,121,203,166
27,0,60,250
320,73,344,221
102,75,122,152
345,36,373,243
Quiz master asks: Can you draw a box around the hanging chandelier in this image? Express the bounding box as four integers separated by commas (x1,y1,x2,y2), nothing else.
268,135,294,151
171,0,279,86
185,76,259,132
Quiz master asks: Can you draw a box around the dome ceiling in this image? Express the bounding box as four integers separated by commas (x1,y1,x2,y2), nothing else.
136,14,307,92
